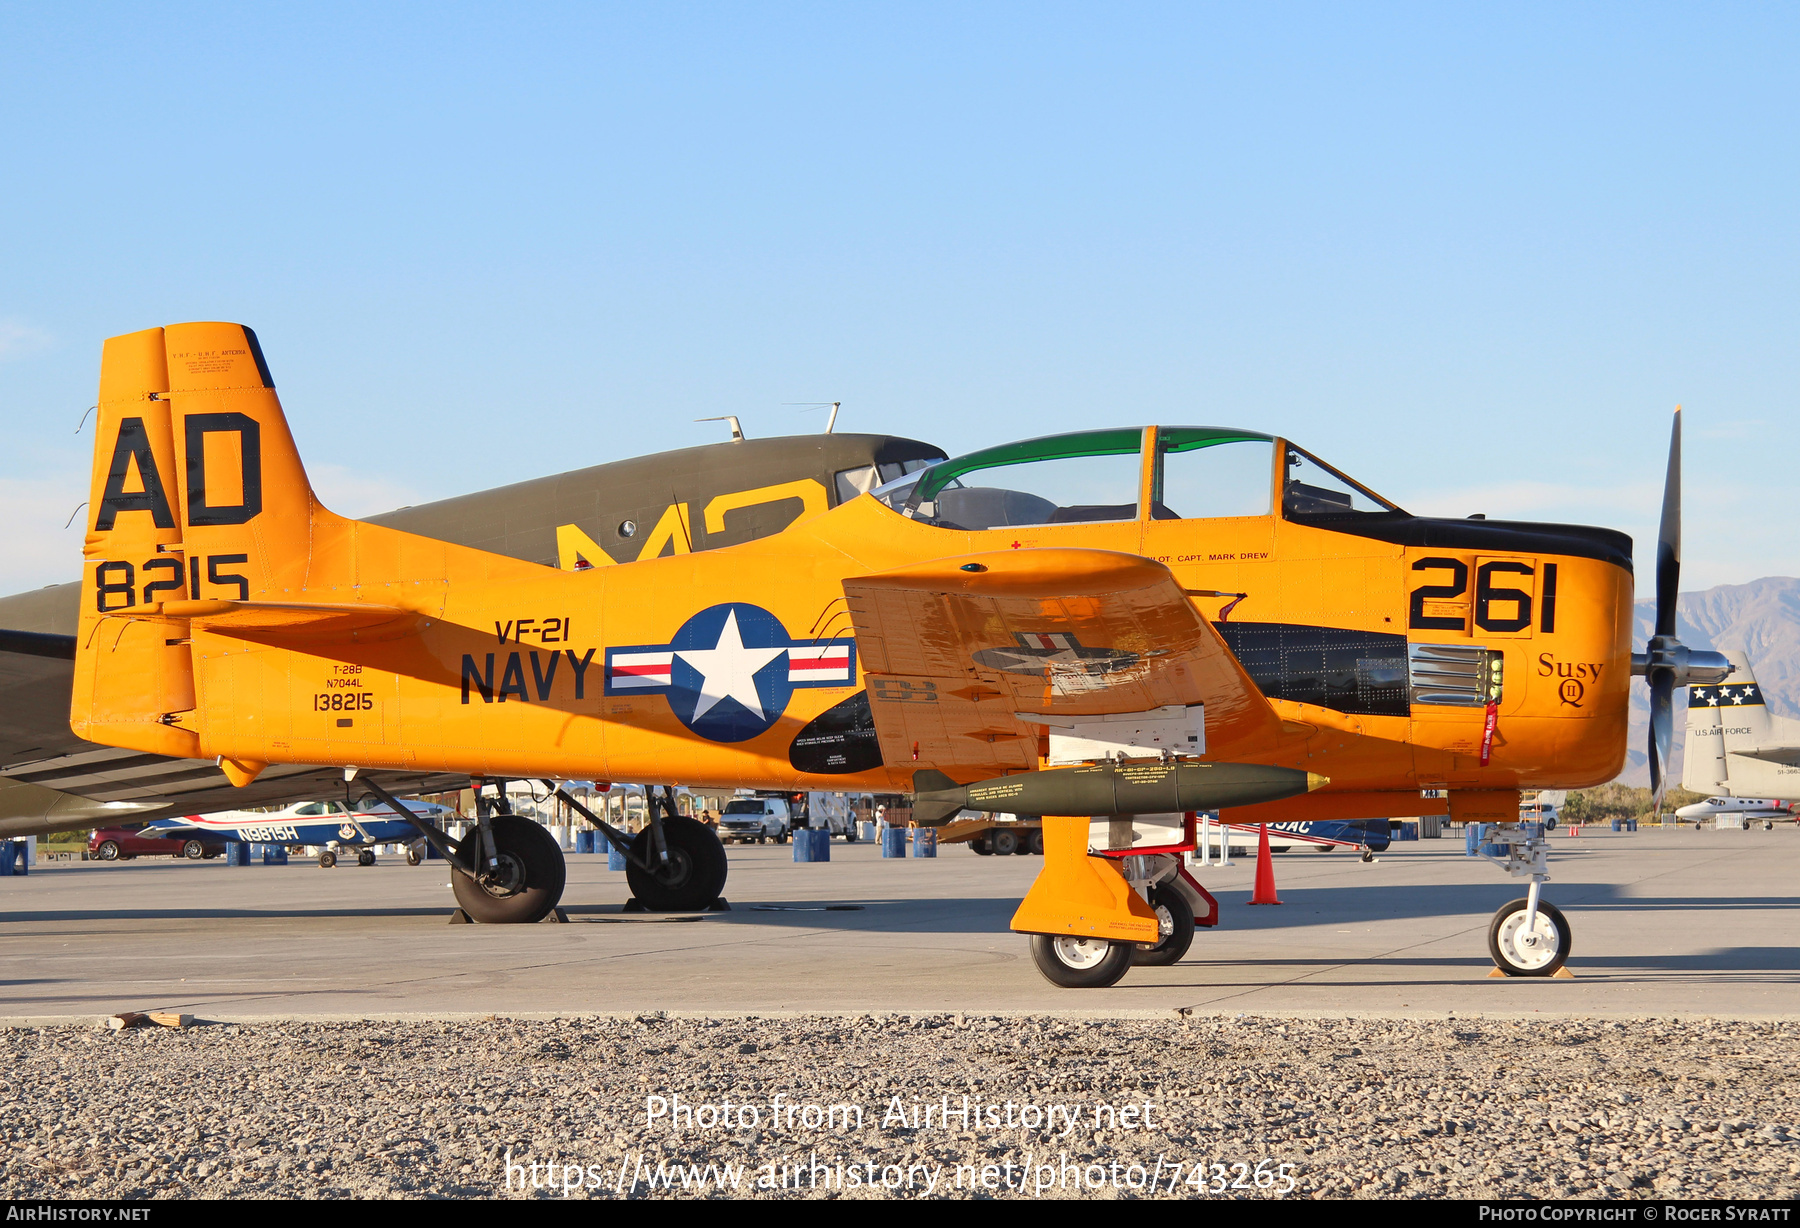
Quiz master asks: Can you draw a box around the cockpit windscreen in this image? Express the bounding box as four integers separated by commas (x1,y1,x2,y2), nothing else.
1281,445,1404,520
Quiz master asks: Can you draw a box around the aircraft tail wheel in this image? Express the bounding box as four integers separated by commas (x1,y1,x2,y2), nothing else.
318,850,336,868
1131,885,1196,966
1028,934,1134,988
451,815,567,923
626,814,728,911
1488,898,1572,977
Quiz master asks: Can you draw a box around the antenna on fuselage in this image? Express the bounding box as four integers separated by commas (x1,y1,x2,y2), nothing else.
696,415,745,441
785,401,842,433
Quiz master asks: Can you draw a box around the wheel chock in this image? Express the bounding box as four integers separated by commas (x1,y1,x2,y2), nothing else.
622,897,648,913
448,908,473,925
707,897,732,912
1486,965,1576,978
541,907,569,923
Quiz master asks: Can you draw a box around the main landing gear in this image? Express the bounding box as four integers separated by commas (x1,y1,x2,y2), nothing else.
545,780,728,913
451,813,566,924
1018,822,1211,989
355,775,729,922
1475,823,1572,977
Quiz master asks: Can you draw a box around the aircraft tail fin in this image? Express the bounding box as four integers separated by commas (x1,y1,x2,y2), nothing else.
72,323,451,775
1685,651,1777,793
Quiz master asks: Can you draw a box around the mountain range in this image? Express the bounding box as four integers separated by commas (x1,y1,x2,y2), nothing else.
1621,576,1800,786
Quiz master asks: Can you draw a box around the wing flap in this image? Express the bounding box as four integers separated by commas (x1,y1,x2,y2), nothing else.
844,548,1281,776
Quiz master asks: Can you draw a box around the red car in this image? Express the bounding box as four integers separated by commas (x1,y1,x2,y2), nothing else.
88,827,226,861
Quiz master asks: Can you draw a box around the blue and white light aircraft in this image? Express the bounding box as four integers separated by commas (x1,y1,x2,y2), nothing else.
141,797,458,867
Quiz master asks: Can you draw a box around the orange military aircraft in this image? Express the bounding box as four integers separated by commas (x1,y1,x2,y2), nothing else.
69,322,1726,987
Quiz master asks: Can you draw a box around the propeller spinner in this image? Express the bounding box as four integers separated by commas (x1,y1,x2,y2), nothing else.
1631,407,1732,813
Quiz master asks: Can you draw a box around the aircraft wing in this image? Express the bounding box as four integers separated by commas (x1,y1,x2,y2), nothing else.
843,548,1282,779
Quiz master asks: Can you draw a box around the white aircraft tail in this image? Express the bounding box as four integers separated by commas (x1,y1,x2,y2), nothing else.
1685,651,1800,797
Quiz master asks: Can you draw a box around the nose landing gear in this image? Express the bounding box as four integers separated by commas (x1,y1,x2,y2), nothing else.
1476,823,1572,977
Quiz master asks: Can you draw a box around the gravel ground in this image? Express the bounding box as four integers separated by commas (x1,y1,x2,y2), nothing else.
3,1014,1798,1200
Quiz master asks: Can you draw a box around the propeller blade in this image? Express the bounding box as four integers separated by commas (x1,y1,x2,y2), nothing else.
1649,669,1674,816
1655,407,1681,638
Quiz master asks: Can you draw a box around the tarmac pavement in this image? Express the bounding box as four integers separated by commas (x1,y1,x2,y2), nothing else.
3,826,1797,1021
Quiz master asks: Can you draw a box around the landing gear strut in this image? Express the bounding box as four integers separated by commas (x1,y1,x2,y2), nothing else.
547,781,728,912
450,814,566,924
1476,822,1572,976
359,774,567,923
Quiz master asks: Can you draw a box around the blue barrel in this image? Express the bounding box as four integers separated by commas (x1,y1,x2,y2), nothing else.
1464,823,1484,857
911,828,937,858
1611,819,1622,832
0,841,17,876
881,826,907,858
793,828,826,862
226,842,251,867
574,830,593,854
1398,821,1419,842
1626,818,1638,833
607,841,627,871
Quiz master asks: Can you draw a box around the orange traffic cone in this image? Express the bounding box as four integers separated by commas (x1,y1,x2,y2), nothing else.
1249,823,1283,905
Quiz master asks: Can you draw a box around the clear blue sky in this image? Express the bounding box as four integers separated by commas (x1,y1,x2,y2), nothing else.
3,2,1794,594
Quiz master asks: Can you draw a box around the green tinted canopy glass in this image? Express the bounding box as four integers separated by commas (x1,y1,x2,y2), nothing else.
1156,426,1274,453
916,428,1144,501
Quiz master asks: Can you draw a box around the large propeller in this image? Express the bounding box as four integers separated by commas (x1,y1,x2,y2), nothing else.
1632,407,1732,814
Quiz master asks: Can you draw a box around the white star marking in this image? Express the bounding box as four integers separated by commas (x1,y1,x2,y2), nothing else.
675,610,787,723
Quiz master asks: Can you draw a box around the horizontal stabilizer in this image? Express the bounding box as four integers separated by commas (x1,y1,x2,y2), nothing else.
110,599,416,640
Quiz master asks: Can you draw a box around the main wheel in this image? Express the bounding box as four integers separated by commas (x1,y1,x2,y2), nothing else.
318,850,337,868
1028,934,1134,988
357,849,376,867
451,816,567,923
990,828,1020,856
1488,898,1572,977
1315,844,1336,853
182,840,205,860
625,814,728,911
1132,885,1196,966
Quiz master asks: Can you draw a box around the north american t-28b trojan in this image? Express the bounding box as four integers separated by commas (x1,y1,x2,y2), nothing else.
70,322,1724,987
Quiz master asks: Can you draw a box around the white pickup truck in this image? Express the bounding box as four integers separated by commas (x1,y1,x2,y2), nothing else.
718,798,792,844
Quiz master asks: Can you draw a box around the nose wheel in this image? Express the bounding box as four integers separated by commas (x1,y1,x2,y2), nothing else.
1488,897,1572,977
